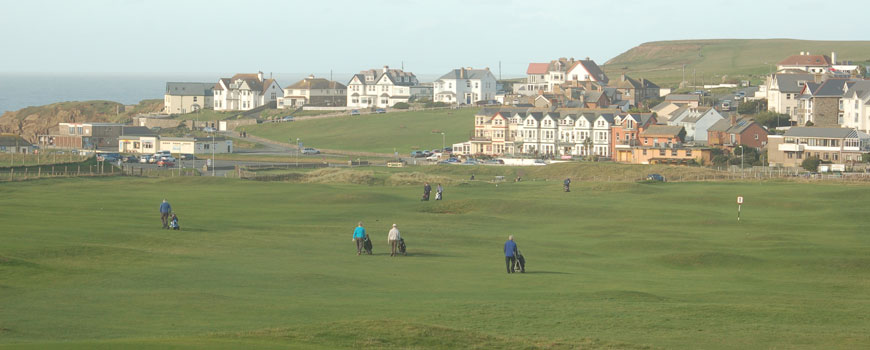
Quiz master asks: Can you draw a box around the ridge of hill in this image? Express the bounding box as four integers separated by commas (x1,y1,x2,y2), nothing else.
0,99,162,143
603,39,870,87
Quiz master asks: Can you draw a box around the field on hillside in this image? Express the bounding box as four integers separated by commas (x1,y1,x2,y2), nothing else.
603,39,870,87
1,176,869,349
239,108,477,155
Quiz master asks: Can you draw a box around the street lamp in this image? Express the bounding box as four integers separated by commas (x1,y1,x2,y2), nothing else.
440,132,445,153
212,130,216,176
739,145,744,171
296,137,300,166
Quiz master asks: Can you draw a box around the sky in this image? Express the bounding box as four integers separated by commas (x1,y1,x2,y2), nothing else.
1,0,868,77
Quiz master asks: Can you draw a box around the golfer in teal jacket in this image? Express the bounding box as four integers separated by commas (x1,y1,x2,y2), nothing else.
353,222,366,255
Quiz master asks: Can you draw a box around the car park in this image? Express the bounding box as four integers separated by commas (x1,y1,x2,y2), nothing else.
375,108,386,114
179,154,194,160
410,150,426,158
139,155,152,163
301,147,320,155
157,159,175,167
96,153,120,162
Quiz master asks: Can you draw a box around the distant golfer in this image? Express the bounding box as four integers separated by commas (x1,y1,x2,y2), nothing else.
564,178,571,192
388,224,402,257
422,182,431,201
159,199,172,229
353,222,367,255
504,235,518,274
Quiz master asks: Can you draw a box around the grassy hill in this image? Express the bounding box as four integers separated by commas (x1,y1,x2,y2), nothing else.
603,39,870,87
1,176,869,349
240,108,478,155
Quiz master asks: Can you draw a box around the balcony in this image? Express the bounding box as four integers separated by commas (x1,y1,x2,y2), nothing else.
470,137,492,142
778,143,804,152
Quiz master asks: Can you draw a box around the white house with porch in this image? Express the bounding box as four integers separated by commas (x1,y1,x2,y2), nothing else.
433,67,497,104
213,72,281,111
347,66,418,108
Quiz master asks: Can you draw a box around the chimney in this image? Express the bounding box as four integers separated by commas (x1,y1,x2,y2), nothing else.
730,114,737,126
621,74,626,82
831,51,837,64
459,68,465,79
257,71,264,81
383,65,389,73
585,57,590,60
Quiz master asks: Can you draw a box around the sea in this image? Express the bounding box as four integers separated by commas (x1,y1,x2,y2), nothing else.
0,72,450,115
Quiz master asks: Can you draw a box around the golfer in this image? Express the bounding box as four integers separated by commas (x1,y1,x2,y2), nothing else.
353,222,367,255
159,199,172,229
388,224,402,257
504,235,518,274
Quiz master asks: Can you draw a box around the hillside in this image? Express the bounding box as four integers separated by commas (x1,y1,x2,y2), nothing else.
0,99,162,143
603,39,870,87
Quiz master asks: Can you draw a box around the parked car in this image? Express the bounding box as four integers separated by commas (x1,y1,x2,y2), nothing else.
301,147,320,155
96,153,120,162
157,159,175,167
426,153,441,161
410,150,426,158
281,116,295,122
463,159,479,165
375,108,386,114
350,109,361,116
122,155,138,163
646,173,666,182
139,155,152,164
179,154,194,160
484,159,505,165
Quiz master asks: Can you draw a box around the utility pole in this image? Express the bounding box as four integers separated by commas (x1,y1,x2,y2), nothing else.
212,131,215,176
499,61,502,80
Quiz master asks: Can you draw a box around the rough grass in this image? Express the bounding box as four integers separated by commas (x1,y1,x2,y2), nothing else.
1,177,869,349
604,39,870,86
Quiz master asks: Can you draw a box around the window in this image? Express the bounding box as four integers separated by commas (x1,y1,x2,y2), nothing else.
475,82,479,88
193,96,198,102
671,149,677,156
787,152,793,159
642,149,647,155
686,149,692,156
797,152,802,159
659,149,666,156
77,127,83,134
834,153,839,161
786,94,791,100
754,134,759,140
69,127,75,134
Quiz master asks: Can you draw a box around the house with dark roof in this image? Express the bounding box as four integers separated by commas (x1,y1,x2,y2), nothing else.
213,72,281,111
278,75,346,108
524,58,575,93
796,78,853,127
767,127,868,167
433,67,496,105
667,106,725,142
38,123,155,151
707,115,769,150
0,134,33,154
566,59,609,85
164,82,214,114
608,74,660,107
762,73,815,120
347,66,418,108
610,112,657,157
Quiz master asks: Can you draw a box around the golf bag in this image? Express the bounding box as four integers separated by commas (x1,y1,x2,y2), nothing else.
513,252,526,273
398,238,407,255
169,216,180,230
422,192,430,201
363,235,373,255
435,191,442,200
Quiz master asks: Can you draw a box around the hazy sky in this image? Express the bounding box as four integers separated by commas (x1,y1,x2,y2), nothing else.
2,0,867,76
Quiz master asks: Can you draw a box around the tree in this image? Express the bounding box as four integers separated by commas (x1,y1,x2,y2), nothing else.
801,156,821,172
393,102,410,109
862,153,870,163
751,111,791,129
737,99,767,115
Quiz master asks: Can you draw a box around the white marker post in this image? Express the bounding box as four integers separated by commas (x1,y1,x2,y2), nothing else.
737,196,744,222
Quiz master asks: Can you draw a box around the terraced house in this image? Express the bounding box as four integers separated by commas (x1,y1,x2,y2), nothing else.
346,66,418,108
767,127,869,167
213,72,282,111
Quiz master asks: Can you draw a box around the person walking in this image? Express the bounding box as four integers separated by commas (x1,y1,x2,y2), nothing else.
504,235,518,274
159,199,172,229
388,224,401,257
422,182,431,201
435,184,443,200
353,222,367,255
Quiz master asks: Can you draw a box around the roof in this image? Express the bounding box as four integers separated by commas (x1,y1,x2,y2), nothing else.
438,68,494,81
122,126,156,136
708,117,764,134
0,134,32,147
350,67,418,87
285,76,346,90
844,80,870,100
526,63,549,75
613,74,642,89
778,54,832,67
642,125,684,137
784,127,858,138
165,82,214,96
810,79,851,97
215,73,280,94
665,94,700,102
673,107,721,124
772,73,815,93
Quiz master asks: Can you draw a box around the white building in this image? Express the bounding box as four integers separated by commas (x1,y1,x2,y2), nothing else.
433,67,497,104
119,135,233,154
839,81,870,133
667,106,724,142
164,82,214,114
213,72,281,111
763,73,815,121
347,66,418,108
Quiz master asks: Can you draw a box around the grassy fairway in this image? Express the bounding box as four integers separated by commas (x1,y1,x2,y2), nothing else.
1,176,869,349
239,108,477,154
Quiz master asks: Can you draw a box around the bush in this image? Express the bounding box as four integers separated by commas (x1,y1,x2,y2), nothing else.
862,153,870,163
801,156,821,172
424,101,449,108
393,102,410,109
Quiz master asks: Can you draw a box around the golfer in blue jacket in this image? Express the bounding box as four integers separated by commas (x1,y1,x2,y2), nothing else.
353,222,366,255
159,199,172,229
504,235,518,273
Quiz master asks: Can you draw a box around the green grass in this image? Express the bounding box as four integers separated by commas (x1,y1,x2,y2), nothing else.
239,109,477,155
604,39,870,87
1,175,869,349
